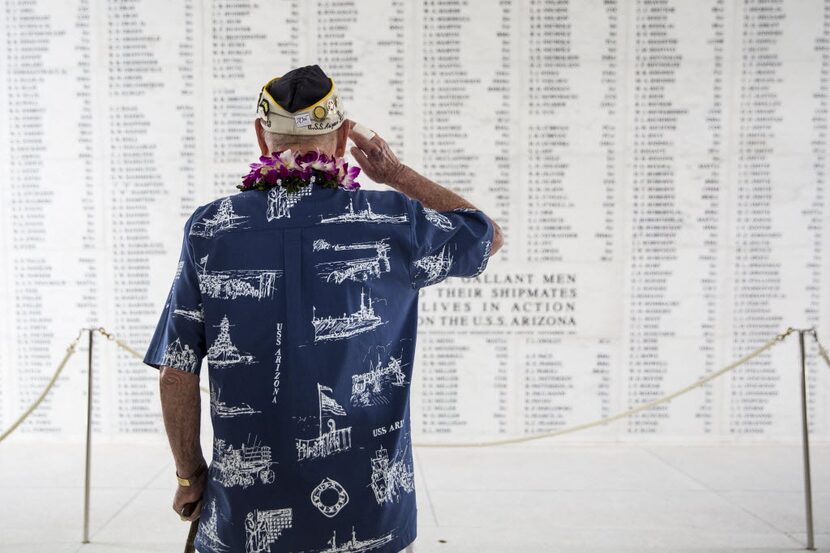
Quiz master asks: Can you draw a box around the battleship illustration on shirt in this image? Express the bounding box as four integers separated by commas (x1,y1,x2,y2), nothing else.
197,254,282,301
313,237,392,284
311,287,386,342
190,197,251,237
207,315,256,367
319,198,408,224
309,526,396,553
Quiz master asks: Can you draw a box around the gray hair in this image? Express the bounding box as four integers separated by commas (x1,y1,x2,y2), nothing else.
262,130,337,154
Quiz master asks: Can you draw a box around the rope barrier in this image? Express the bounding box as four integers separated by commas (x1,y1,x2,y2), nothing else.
0,328,86,443
0,325,823,448
94,326,147,360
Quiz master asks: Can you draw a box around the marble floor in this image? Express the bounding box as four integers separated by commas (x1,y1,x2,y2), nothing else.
0,440,827,553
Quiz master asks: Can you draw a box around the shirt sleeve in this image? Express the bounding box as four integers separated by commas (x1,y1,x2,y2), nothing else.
143,213,207,374
406,196,495,289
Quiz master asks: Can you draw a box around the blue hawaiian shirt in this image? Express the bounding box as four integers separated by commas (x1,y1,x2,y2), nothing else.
143,179,494,553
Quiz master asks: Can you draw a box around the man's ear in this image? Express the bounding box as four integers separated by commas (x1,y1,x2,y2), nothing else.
255,119,269,156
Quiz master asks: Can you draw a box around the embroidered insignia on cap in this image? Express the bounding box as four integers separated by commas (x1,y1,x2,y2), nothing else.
312,105,328,120
257,91,272,127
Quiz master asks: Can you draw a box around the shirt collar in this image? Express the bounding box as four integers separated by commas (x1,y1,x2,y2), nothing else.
243,180,352,202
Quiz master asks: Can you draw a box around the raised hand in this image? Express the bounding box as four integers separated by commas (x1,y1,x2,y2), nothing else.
347,119,406,185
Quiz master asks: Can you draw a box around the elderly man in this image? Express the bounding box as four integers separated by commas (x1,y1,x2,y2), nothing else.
143,64,503,553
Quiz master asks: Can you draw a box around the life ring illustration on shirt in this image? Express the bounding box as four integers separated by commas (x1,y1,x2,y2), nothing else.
310,476,349,518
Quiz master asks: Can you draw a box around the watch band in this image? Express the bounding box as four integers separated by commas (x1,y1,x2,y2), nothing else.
176,462,207,487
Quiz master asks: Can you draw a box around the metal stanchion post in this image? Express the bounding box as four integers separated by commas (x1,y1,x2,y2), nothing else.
82,328,94,544
797,329,815,551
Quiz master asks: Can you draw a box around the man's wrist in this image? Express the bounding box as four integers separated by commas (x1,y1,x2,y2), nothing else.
384,163,410,188
176,459,207,486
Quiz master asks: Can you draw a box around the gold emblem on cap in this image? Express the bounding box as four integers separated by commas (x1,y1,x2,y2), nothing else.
312,105,328,120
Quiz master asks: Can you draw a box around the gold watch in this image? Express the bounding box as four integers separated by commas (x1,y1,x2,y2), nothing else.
176,462,207,487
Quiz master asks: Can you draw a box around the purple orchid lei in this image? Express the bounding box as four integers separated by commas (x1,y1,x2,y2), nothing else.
238,147,361,193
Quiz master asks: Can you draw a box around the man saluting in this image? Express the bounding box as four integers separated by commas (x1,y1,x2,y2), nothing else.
143,64,503,553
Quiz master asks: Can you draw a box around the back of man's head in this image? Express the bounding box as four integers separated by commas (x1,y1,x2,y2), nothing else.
255,64,347,154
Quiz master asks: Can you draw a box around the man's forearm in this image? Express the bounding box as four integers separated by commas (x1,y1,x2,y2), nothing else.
159,367,204,476
387,164,478,211
388,164,504,252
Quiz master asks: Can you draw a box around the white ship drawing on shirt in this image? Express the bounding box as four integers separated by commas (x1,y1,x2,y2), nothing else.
207,315,256,367
296,383,353,461
369,441,415,505
351,350,407,407
309,526,395,553
413,244,453,285
212,434,276,489
161,338,199,372
197,254,282,300
190,197,251,237
173,303,204,322
197,498,229,552
266,184,312,220
244,507,292,553
311,287,385,342
210,386,260,418
313,238,391,284
319,198,408,224
422,206,455,231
